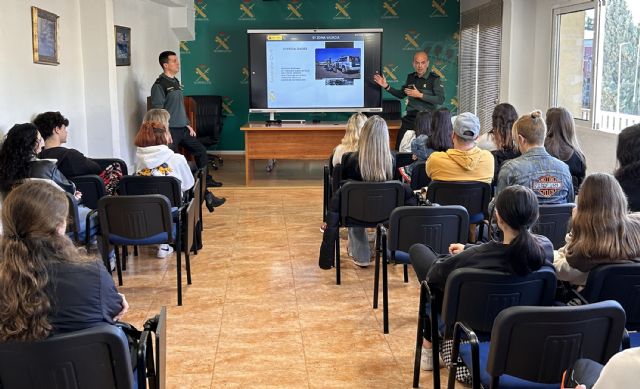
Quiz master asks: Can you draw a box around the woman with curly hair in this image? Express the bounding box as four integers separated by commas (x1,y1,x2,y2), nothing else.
332,112,367,167
0,181,127,342
0,123,75,196
554,173,640,286
489,103,519,184
615,124,640,212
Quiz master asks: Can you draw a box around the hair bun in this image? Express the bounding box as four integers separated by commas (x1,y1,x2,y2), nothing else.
530,110,542,119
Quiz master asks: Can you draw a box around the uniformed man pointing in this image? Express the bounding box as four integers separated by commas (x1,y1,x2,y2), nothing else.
373,51,445,149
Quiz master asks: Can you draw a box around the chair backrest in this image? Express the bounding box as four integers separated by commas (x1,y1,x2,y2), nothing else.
0,325,134,389
339,181,405,227
487,301,626,384
339,151,355,181
191,95,223,146
70,174,107,210
532,203,575,250
381,99,402,121
331,163,344,194
410,161,430,190
388,206,469,255
426,181,492,219
441,267,557,338
119,176,182,207
98,195,173,244
581,263,640,330
92,158,128,176
184,198,196,253
64,192,81,242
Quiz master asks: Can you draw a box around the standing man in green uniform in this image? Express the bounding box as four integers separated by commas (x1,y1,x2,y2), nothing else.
373,51,445,149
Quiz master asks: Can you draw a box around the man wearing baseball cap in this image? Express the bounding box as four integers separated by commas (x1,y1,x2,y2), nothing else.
426,112,494,183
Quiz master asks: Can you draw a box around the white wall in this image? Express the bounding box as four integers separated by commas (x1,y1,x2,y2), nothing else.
1,0,181,170
0,0,88,150
113,0,179,167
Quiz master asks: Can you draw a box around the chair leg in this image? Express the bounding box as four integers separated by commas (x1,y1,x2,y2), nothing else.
431,295,441,389
335,232,341,285
373,227,382,309
382,226,389,334
114,245,123,286
134,245,139,257
121,246,127,271
176,232,183,306
185,252,192,285
403,264,409,283
413,284,428,388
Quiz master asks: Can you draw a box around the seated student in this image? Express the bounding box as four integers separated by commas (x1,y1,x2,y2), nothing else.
496,110,574,204
426,112,494,184
134,113,197,260
545,107,586,194
488,103,519,185
0,181,128,340
35,111,102,177
398,110,433,182
614,123,640,212
409,185,553,370
331,112,367,168
142,108,225,211
319,116,417,268
554,173,640,286
564,348,640,389
35,111,123,196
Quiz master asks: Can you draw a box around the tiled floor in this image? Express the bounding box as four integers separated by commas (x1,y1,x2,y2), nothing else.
118,159,465,388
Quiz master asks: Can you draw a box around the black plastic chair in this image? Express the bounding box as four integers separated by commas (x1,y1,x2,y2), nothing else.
98,194,188,305
0,325,137,389
191,95,224,170
410,161,430,190
118,175,187,267
532,203,575,249
93,157,129,176
334,181,405,287
426,181,492,242
377,206,469,334
70,174,108,248
579,263,640,348
449,300,626,389
380,99,402,121
413,267,557,388
64,192,99,248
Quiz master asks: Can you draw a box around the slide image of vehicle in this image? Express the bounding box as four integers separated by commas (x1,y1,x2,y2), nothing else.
314,47,361,80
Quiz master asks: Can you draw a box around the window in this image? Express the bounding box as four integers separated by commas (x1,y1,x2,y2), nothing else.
459,0,502,132
552,0,640,132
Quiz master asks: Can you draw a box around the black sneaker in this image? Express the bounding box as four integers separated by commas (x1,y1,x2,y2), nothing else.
206,176,223,187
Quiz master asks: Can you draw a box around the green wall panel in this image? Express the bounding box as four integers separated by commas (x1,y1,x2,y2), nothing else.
181,0,460,151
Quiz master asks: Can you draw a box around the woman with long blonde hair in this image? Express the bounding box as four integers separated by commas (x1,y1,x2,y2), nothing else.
332,112,367,167
0,181,127,342
554,173,640,286
319,116,414,268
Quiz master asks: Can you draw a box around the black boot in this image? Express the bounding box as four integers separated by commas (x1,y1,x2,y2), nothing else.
205,191,226,212
206,175,223,187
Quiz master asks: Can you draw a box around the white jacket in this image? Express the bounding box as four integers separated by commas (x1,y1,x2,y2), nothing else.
134,145,195,192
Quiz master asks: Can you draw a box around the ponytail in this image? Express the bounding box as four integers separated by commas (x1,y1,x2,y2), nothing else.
504,226,546,276
495,185,547,276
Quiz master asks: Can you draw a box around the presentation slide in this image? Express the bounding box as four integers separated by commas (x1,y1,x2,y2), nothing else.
265,34,365,108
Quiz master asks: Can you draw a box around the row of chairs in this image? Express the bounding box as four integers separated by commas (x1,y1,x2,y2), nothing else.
415,262,640,389
65,160,207,306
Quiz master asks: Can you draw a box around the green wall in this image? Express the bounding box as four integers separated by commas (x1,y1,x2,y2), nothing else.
181,0,460,151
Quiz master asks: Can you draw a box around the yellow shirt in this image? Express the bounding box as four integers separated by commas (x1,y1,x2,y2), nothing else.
426,146,494,184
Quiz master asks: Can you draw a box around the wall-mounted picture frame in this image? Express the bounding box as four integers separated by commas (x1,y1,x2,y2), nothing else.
31,6,59,65
115,25,131,66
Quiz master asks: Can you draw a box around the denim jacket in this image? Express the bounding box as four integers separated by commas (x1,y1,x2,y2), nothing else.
496,146,574,204
410,134,432,161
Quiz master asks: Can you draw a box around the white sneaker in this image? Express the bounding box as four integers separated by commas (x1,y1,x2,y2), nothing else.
157,244,174,259
420,347,444,371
